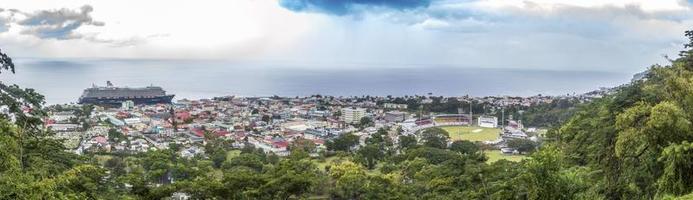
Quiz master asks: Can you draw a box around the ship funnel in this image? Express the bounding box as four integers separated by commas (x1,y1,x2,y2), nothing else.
106,81,113,87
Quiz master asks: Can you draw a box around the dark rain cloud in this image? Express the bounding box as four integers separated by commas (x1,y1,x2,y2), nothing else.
279,0,433,15
17,5,104,40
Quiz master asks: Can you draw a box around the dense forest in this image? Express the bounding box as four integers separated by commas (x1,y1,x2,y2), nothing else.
4,31,693,199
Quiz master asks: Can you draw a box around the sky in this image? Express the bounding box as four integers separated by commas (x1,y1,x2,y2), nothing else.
1,0,693,73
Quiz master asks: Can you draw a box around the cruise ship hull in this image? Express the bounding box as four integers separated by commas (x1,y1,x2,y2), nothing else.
78,95,174,106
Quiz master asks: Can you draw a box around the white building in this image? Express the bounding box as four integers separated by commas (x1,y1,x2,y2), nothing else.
341,107,366,124
383,103,408,109
478,116,498,128
47,124,81,132
123,117,142,125
122,100,135,110
50,111,76,122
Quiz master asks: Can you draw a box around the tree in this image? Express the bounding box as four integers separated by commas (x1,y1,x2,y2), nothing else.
329,161,369,199
104,156,127,177
169,107,177,131
210,150,227,169
219,167,267,199
399,135,418,150
0,49,106,199
141,150,174,184
679,30,693,70
507,139,537,154
203,132,233,168
366,128,386,145
449,140,479,155
657,141,693,196
262,114,271,123
0,49,49,170
404,146,460,165
326,133,359,152
358,116,374,129
108,128,125,141
76,104,94,118
261,159,320,200
223,153,265,172
515,146,580,200
289,138,316,153
420,127,449,149
0,49,14,74
356,144,384,169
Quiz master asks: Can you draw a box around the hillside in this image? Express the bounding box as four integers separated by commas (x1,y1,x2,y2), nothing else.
548,30,693,199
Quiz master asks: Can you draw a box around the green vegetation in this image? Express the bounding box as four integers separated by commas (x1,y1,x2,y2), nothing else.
357,116,374,129
226,149,241,160
94,154,115,166
507,138,538,153
440,126,500,141
325,132,359,152
485,150,526,163
503,98,580,128
540,30,693,199
419,127,450,149
313,156,342,171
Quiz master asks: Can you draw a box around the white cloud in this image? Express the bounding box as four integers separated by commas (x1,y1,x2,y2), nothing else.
0,0,690,73
0,0,329,59
475,0,690,12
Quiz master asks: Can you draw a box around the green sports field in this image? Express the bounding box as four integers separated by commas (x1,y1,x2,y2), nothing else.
484,150,526,163
440,126,501,142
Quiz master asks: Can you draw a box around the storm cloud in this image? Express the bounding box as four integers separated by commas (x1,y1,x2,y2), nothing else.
16,5,104,40
279,0,432,15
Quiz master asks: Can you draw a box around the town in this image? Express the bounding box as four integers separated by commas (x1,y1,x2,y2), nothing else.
46,93,606,162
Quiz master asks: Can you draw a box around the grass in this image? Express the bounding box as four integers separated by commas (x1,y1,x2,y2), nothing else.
440,126,501,141
484,150,526,163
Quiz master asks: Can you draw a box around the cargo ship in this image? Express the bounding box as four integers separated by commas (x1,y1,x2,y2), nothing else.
78,81,174,105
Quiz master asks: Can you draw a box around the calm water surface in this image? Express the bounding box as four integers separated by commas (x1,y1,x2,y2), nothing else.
2,59,634,104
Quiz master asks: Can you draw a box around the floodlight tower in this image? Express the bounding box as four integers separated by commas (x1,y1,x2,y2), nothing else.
501,105,505,128
469,98,473,126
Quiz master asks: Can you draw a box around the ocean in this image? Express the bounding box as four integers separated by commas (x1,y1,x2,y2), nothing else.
2,58,635,105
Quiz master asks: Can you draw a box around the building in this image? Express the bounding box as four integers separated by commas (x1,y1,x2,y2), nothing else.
384,111,407,123
50,111,76,123
103,115,125,126
180,146,205,159
123,117,142,125
47,123,81,132
122,100,135,110
383,103,408,109
432,114,471,126
341,107,366,124
478,116,498,128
